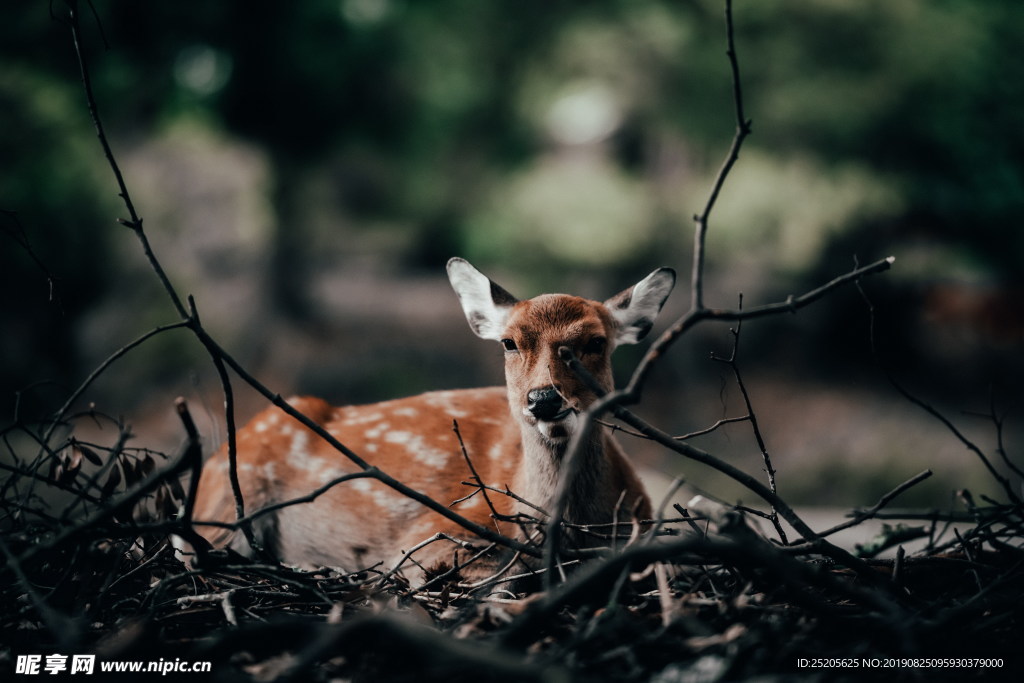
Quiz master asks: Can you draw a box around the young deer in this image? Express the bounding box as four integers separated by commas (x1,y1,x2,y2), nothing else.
190,258,675,586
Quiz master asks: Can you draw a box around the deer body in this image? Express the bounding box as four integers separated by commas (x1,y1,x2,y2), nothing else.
191,259,675,585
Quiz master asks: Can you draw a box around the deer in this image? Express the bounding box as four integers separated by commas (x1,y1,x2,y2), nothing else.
188,258,676,588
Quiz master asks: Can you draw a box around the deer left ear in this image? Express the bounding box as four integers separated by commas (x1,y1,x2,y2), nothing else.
447,257,519,341
605,268,676,345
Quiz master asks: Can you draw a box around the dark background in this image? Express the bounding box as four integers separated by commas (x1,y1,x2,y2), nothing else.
2,0,1022,507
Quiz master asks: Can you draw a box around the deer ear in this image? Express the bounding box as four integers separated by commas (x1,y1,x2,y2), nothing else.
447,258,519,341
604,267,676,345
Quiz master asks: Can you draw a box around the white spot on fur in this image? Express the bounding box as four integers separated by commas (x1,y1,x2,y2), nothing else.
405,518,439,542
341,411,385,426
289,431,331,474
364,421,390,441
352,477,420,516
384,431,449,468
424,391,469,419
262,411,282,427
393,406,419,418
289,430,309,458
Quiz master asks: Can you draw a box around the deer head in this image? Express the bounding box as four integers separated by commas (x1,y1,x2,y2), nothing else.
447,258,675,445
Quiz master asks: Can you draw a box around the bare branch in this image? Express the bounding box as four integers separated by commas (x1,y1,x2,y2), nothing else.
186,295,260,555
675,415,750,440
854,268,1021,505
65,0,187,321
987,388,1024,481
40,321,190,448
195,471,377,535
627,255,895,403
174,398,213,556
785,470,934,549
692,0,752,310
452,419,503,535
710,304,787,542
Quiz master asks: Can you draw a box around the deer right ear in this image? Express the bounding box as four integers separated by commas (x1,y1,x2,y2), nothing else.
446,258,519,341
605,267,676,345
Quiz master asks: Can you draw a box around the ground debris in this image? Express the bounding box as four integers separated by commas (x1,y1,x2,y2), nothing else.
4,512,1022,681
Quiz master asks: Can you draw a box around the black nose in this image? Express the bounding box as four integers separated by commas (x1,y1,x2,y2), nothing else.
527,386,564,421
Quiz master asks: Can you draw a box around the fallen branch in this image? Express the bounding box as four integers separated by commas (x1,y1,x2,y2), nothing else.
784,469,934,550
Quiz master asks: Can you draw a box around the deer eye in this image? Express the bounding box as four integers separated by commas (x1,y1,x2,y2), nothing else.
582,337,606,355
500,338,519,352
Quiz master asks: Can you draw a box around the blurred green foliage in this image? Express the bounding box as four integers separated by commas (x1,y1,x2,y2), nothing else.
2,0,1022,413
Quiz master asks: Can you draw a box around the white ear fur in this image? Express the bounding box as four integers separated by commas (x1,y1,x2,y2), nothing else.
605,267,676,345
446,258,519,341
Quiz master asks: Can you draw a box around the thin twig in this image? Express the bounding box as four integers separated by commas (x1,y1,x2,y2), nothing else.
692,0,752,310
785,470,934,549
854,272,1021,505
0,210,63,310
628,256,895,403
987,388,1024,481
13,415,202,566
599,415,752,441
710,299,787,542
40,321,190,452
645,477,687,544
676,415,750,441
186,296,259,555
893,382,1019,505
66,0,187,321
58,425,131,522
452,419,503,534
173,398,214,556
195,471,378,535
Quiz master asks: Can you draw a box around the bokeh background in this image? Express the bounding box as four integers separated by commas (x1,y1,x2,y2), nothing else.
3,0,1022,509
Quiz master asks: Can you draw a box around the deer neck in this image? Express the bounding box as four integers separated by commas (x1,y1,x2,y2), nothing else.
515,424,611,526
